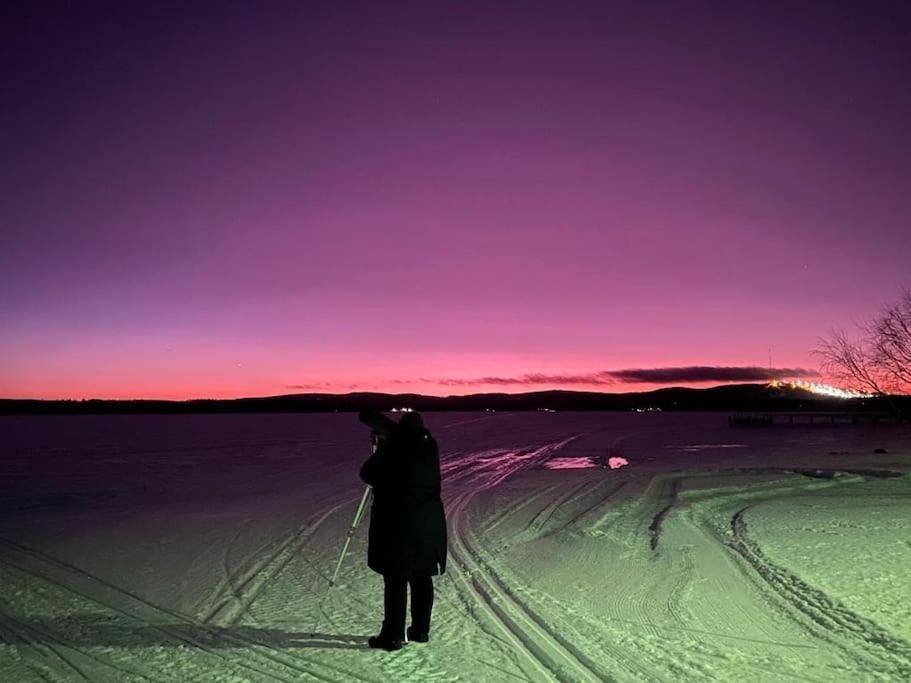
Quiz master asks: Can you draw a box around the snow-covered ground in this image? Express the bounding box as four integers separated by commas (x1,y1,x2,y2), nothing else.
1,412,909,681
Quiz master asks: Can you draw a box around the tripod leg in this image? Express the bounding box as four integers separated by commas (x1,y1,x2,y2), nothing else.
328,485,372,587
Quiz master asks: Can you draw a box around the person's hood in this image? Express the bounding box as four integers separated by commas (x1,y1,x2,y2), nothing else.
397,412,425,432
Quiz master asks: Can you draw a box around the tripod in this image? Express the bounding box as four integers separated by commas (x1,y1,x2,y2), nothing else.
309,418,389,637
309,484,371,637
329,425,384,588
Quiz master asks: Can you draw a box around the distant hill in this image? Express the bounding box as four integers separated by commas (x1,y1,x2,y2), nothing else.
1,384,902,415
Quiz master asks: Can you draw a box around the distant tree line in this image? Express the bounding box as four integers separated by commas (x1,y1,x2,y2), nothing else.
0,384,895,415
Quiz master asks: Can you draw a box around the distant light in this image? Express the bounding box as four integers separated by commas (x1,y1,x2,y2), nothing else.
768,379,873,399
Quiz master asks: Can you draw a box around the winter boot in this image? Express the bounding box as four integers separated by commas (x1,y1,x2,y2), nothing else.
368,635,405,651
406,626,429,643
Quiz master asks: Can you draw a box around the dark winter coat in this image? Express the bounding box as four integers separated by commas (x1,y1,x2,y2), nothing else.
359,422,447,577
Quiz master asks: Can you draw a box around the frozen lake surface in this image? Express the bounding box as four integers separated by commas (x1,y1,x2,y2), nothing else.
1,412,910,681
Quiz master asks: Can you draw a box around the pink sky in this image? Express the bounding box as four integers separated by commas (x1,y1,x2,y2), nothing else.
2,2,908,399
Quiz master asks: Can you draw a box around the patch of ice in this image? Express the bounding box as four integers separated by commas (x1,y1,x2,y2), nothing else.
543,456,630,470
543,457,598,469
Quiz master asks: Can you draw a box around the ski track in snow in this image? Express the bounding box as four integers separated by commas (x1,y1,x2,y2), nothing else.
202,491,356,627
0,595,104,682
0,537,371,682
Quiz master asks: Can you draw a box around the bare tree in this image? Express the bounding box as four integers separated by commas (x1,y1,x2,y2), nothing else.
815,329,883,394
815,291,911,396
870,291,911,392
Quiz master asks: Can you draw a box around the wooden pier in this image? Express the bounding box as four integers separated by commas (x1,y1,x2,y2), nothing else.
729,411,895,427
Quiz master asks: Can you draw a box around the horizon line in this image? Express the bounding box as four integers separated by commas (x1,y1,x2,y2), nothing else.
0,381,807,403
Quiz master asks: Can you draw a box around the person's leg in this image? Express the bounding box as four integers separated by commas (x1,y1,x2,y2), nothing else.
408,576,433,637
381,575,407,640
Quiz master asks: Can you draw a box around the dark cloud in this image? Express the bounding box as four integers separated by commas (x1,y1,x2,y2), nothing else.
606,366,818,384
425,366,818,387
430,373,616,387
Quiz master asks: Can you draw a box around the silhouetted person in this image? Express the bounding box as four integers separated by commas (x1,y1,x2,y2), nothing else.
359,411,447,651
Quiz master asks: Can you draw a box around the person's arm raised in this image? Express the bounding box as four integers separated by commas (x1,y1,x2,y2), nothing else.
360,437,393,486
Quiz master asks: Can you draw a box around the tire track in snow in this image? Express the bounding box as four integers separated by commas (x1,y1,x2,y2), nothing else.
458,482,671,680
449,491,597,682
647,475,684,552
512,478,599,543
0,537,369,683
483,565,703,681
443,437,656,680
481,482,564,535
578,471,722,679
551,471,820,680
547,478,630,537
728,506,911,678
664,545,696,626
681,474,856,647
443,438,613,683
452,493,617,682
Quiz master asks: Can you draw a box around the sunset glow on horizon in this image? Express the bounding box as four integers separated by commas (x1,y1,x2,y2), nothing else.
2,2,908,401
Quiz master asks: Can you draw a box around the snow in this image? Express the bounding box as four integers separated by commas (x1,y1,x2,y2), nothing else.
1,412,909,681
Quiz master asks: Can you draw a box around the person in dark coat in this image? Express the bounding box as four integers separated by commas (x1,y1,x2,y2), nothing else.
359,411,447,651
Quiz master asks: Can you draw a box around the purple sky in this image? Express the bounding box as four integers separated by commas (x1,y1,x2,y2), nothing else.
2,1,909,399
